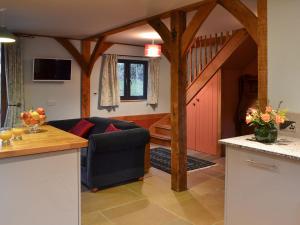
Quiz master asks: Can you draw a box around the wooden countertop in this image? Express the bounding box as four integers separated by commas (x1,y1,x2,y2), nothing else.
0,125,88,159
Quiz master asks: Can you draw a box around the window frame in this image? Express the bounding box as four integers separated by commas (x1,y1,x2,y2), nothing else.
118,59,148,101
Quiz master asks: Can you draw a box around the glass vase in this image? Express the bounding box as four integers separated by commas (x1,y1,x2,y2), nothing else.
254,126,278,143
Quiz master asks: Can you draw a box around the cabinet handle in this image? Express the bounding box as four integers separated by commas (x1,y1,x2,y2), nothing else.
193,103,196,106
196,98,199,102
245,159,278,170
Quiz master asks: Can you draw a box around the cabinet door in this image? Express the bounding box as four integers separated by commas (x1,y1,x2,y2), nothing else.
187,101,196,150
226,147,300,225
195,74,220,155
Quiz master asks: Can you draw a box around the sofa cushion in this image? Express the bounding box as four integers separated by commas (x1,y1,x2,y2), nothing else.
70,119,95,137
105,123,121,133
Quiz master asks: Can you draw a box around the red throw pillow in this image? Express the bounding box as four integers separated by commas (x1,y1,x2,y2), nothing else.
69,120,95,137
105,123,121,133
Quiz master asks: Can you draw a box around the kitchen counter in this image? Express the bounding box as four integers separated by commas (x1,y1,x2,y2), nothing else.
221,135,300,225
220,134,300,160
0,125,87,159
0,125,87,225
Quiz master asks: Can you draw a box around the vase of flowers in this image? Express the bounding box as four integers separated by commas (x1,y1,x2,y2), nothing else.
246,102,286,143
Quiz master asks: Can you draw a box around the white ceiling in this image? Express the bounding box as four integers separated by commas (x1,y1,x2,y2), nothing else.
0,0,257,45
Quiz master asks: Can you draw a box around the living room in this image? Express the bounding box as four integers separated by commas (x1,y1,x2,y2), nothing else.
1,1,300,225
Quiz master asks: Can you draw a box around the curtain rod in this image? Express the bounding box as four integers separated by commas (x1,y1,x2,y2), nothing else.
103,54,158,59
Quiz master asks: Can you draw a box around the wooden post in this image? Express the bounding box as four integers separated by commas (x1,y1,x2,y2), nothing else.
257,0,268,109
170,11,187,192
81,40,91,118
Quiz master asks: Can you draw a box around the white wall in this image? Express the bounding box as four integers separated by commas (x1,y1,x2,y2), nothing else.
22,37,170,121
23,37,81,121
268,0,300,113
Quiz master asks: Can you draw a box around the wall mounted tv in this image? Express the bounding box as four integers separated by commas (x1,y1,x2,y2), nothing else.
33,58,72,81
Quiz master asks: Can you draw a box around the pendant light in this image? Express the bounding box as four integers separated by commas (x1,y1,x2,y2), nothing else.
144,40,161,57
0,8,16,43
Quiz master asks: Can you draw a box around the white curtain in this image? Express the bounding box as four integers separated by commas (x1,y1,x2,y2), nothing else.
147,58,160,105
98,54,120,108
4,40,25,127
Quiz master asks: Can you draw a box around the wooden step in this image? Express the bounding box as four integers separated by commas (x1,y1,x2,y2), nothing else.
155,124,171,136
150,133,171,147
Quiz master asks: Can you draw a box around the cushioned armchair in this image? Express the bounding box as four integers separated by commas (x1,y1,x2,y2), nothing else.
48,117,150,191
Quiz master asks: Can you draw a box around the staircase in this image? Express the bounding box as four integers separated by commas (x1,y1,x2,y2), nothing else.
149,114,171,147
149,29,251,147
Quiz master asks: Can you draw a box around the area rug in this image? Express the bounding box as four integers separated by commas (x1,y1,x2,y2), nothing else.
150,147,216,174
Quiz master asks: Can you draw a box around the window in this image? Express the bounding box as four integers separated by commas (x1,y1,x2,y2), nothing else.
117,59,148,100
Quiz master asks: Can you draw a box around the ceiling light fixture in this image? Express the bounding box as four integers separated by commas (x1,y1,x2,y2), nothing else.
144,40,161,58
0,8,16,43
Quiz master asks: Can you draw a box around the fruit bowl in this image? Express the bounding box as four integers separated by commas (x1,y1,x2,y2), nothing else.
20,107,46,133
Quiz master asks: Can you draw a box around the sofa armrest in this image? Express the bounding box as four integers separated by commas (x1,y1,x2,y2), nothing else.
88,128,150,153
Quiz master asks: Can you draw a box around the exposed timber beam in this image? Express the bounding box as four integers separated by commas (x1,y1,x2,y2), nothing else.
170,11,187,192
162,44,171,62
55,38,89,73
87,36,113,74
181,1,217,56
217,0,258,43
86,0,216,40
257,0,268,109
148,19,172,50
81,40,91,118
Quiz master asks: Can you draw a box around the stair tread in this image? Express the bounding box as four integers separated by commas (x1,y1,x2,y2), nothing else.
150,133,171,140
155,124,171,130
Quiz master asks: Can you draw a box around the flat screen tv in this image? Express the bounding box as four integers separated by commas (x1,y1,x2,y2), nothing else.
33,58,72,81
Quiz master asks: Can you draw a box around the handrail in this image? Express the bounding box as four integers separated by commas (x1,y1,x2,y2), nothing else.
186,29,241,85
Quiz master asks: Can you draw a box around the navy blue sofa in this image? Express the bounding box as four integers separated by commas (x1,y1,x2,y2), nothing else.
48,117,150,191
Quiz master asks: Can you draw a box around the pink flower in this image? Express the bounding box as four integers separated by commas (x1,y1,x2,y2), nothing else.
275,115,285,125
245,114,253,124
261,113,271,123
265,106,272,113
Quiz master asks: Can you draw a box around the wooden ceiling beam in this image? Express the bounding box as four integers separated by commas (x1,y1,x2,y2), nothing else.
181,1,217,56
162,44,171,62
55,38,89,73
217,0,258,43
87,36,114,75
85,0,216,40
148,19,172,50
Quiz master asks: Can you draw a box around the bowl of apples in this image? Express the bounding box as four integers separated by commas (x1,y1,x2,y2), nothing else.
20,107,46,133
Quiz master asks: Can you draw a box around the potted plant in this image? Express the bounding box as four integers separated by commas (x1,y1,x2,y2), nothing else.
246,102,286,143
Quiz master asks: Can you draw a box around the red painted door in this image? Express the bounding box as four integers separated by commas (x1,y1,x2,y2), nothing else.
187,101,196,150
194,72,220,155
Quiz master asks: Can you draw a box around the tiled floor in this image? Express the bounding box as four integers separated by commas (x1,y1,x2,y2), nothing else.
82,150,225,225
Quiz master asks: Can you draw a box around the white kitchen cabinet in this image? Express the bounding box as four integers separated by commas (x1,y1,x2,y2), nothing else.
225,145,300,225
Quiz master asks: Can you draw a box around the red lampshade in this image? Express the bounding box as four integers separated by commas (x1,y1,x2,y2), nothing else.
144,44,161,57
